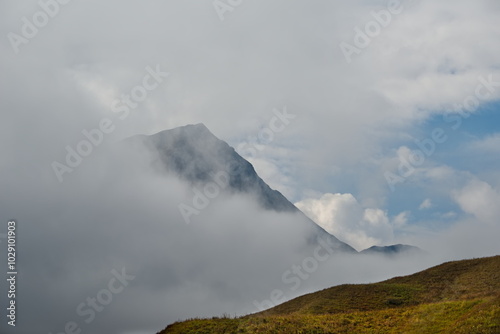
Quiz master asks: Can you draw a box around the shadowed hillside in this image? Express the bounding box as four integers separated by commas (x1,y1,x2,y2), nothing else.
158,255,500,334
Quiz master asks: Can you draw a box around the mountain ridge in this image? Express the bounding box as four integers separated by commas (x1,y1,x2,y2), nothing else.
126,123,298,212
124,124,418,254
125,123,356,252
360,244,424,255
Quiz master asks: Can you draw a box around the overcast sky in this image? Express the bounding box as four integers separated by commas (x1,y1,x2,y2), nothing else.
1,0,500,333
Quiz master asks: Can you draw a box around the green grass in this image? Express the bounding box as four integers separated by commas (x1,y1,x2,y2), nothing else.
157,256,500,334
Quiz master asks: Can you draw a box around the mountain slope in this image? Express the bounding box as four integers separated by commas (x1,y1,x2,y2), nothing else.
158,255,500,334
126,123,356,252
127,123,297,212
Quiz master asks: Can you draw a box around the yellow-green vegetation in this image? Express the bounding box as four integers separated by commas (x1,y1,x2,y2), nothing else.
158,256,500,333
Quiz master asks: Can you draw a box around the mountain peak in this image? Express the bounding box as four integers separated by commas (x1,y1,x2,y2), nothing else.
126,123,298,212
125,124,357,253
177,122,210,132
150,122,214,139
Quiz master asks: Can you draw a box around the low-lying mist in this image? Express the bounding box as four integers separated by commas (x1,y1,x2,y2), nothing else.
0,141,498,334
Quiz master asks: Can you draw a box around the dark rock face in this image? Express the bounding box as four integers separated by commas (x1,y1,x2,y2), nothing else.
127,123,297,212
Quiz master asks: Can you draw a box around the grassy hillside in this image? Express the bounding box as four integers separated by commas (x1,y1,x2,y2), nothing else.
158,256,500,333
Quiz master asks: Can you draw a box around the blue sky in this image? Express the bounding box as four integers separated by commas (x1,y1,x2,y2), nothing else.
385,101,500,217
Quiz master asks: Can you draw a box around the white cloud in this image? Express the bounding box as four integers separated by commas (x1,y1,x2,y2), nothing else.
441,211,457,219
419,198,432,210
393,211,410,228
68,67,120,110
368,1,500,112
452,179,500,225
468,133,500,153
295,193,394,251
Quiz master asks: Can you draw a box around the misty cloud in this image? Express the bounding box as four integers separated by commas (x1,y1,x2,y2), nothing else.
295,193,394,251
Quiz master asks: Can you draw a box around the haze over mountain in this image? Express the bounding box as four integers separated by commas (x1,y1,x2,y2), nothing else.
360,244,424,256
125,123,422,255
127,123,300,212
1,122,440,334
126,123,357,253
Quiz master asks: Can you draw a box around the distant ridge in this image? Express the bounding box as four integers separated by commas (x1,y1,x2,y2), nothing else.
360,244,423,255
